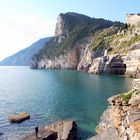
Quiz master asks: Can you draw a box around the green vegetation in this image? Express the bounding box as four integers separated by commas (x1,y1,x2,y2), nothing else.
107,26,140,54
109,33,124,43
89,27,120,51
33,13,140,63
119,90,134,103
120,34,140,48
108,34,140,54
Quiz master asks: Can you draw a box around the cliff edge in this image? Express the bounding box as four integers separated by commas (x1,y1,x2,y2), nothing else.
31,12,119,70
89,79,140,140
31,13,140,78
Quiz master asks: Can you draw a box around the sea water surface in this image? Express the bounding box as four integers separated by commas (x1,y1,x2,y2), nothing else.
0,66,132,139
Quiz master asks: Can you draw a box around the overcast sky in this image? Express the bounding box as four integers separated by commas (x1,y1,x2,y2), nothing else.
0,0,140,60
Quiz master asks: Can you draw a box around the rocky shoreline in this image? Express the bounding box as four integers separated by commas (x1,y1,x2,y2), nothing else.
88,79,140,140
4,13,140,139
23,120,77,140
23,79,140,140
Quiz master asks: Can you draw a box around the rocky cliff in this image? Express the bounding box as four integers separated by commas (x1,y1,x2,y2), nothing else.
31,12,120,69
54,14,69,43
24,120,77,140
31,13,140,78
78,19,140,78
89,79,140,140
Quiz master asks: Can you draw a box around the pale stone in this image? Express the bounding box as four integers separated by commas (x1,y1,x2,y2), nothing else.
126,14,140,26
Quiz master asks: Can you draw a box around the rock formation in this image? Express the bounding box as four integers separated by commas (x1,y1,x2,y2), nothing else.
30,13,140,78
126,13,140,26
78,20,140,77
54,14,69,43
24,120,77,140
8,112,30,123
88,79,140,140
31,12,117,70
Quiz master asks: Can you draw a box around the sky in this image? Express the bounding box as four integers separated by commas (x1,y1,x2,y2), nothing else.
0,0,140,61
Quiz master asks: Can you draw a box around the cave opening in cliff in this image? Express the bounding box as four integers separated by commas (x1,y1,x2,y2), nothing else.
110,63,127,75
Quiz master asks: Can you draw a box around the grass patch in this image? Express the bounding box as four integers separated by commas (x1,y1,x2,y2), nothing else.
119,90,134,103
120,34,140,48
108,33,140,55
89,27,119,51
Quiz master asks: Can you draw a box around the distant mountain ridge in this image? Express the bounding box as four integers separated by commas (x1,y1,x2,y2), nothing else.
0,37,52,66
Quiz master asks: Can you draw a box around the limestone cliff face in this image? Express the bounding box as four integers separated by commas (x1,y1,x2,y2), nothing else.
31,12,116,70
31,13,140,77
33,37,92,70
36,50,79,70
89,79,140,140
54,14,69,43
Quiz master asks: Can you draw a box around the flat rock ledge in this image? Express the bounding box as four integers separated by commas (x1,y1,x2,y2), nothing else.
23,120,77,140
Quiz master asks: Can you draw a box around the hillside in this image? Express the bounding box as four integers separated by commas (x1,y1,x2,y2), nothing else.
31,12,122,69
0,37,51,66
31,13,140,78
79,19,140,78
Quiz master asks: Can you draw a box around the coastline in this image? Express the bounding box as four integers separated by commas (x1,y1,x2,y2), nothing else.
0,67,134,139
23,78,140,140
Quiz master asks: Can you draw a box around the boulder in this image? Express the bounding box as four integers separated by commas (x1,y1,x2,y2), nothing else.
24,120,77,140
8,112,30,123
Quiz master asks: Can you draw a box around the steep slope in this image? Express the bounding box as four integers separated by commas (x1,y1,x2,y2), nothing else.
0,37,51,66
31,12,122,69
78,17,140,78
31,13,140,78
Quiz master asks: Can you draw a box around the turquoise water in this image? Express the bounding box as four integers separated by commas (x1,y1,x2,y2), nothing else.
0,67,132,139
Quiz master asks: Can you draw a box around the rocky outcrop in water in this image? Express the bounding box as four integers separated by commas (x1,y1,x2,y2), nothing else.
24,120,77,140
82,54,126,75
84,48,140,77
8,112,30,123
89,79,140,140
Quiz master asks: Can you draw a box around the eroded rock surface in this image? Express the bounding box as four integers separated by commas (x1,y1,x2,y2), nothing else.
89,79,140,140
23,120,77,140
